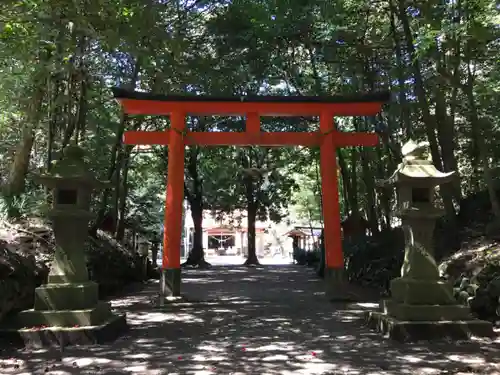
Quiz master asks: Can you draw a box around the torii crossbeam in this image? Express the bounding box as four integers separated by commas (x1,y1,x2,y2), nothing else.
113,88,390,299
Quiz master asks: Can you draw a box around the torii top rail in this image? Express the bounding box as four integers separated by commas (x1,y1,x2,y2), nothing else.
113,88,390,283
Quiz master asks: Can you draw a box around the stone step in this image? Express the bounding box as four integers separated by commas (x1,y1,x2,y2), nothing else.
366,310,495,342
34,282,99,311
381,299,472,321
17,301,112,327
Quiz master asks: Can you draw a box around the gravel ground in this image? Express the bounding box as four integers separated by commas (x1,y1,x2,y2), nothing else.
1,264,499,375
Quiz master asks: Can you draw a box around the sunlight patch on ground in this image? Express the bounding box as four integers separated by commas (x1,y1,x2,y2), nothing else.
190,354,230,362
122,364,150,373
447,354,486,364
261,317,290,322
397,354,424,363
182,278,225,284
337,314,361,322
241,277,260,281
197,344,227,352
260,354,290,361
127,311,204,325
335,335,357,341
123,353,153,360
209,308,235,313
354,302,379,309
112,296,149,308
63,356,117,367
246,343,298,352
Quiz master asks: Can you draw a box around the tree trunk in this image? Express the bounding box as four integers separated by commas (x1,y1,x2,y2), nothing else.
348,147,359,218
435,55,461,205
314,159,324,228
244,200,260,266
151,242,159,268
242,151,260,266
59,58,79,151
389,3,412,138
183,145,211,268
115,146,133,241
375,146,392,229
462,61,500,221
4,126,35,199
183,198,210,267
74,72,88,145
337,150,351,215
360,145,379,235
91,112,128,234
46,77,60,173
91,58,141,235
111,145,124,228
4,79,44,198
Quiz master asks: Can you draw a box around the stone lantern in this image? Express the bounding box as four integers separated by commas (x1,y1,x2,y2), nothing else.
7,145,127,346
366,140,493,341
138,240,150,257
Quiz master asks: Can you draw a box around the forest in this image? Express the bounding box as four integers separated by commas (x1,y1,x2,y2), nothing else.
0,0,499,320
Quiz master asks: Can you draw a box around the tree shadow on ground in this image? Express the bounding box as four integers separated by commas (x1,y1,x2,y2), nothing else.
1,265,499,374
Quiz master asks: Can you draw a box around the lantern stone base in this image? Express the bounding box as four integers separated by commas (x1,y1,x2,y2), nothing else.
0,282,128,348
390,277,456,305
162,268,181,297
16,301,114,327
365,310,494,342
381,299,473,321
0,313,127,348
365,277,495,341
325,268,372,302
34,281,99,310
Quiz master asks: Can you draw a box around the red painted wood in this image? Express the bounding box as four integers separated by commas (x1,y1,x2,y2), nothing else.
118,98,384,117
123,130,379,147
163,112,185,269
319,112,344,269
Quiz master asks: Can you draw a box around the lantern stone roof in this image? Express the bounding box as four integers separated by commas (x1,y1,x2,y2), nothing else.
380,140,455,186
35,144,110,189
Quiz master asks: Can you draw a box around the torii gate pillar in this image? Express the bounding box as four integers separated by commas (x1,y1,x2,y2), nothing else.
162,111,185,296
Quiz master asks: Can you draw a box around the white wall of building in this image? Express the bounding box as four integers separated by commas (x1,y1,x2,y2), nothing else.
182,200,314,255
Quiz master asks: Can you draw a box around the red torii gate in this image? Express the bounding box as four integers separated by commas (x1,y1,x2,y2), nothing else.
113,88,390,298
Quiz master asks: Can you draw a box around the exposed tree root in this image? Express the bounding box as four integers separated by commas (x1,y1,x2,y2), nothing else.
181,254,211,269
243,255,260,266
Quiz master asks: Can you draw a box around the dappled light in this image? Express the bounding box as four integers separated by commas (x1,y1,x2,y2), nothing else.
1,264,498,374
1,0,499,373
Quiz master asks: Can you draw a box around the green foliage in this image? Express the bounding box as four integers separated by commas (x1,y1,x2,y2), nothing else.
0,190,49,220
127,151,164,235
344,230,404,290
290,151,322,225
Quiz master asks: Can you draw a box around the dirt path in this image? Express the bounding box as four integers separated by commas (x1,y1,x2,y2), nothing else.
1,264,499,374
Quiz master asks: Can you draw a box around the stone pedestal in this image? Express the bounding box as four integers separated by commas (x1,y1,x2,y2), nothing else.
367,224,494,341
366,311,494,342
0,145,127,348
162,268,181,297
